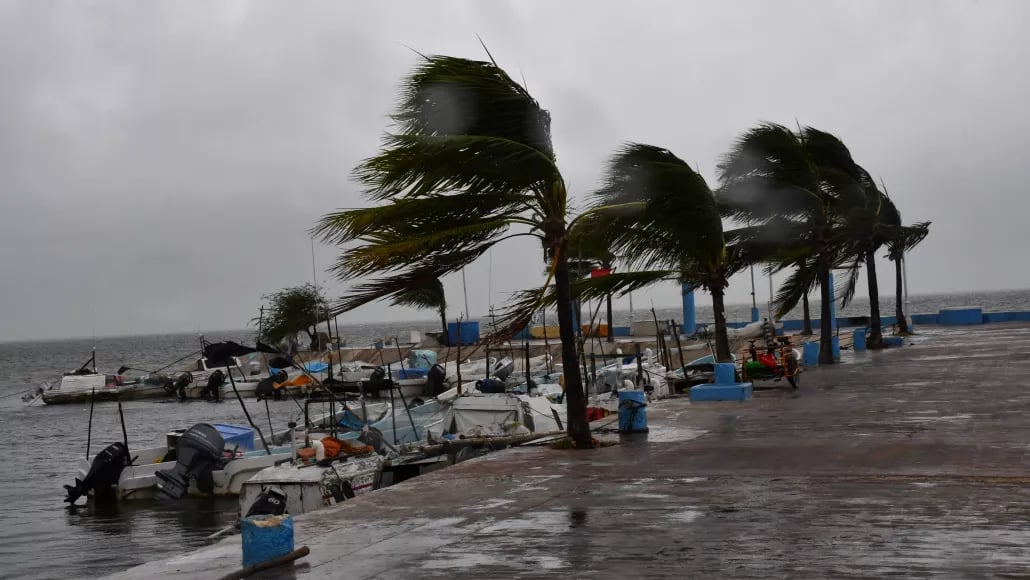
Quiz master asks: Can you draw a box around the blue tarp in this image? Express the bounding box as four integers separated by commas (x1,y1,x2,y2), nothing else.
304,361,329,373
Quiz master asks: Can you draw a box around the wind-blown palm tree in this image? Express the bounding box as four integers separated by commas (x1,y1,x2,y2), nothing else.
582,143,747,362
719,123,867,364
567,222,618,342
834,168,893,348
882,199,930,335
391,277,448,338
313,52,598,447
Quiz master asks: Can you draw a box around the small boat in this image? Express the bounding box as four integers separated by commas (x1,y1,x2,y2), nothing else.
64,423,293,502
41,350,151,405
240,452,384,516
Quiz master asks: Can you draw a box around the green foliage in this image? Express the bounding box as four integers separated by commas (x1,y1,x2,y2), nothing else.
390,276,448,334
311,53,566,340
586,143,743,360
255,284,328,345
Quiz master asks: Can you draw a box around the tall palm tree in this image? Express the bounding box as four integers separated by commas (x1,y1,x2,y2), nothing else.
567,222,618,342
585,143,746,362
834,168,892,348
391,277,448,338
313,53,597,447
882,198,930,334
719,123,867,364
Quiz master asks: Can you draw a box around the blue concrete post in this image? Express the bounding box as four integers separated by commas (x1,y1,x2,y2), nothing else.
750,307,760,323
831,335,841,361
853,328,866,352
682,283,696,336
714,363,735,385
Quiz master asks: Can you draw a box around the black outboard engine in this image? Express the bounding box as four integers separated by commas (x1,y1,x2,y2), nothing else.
245,486,288,517
422,363,447,398
358,426,388,455
154,423,225,500
370,366,387,381
256,370,288,401
476,377,506,393
173,372,193,401
64,442,130,504
204,370,224,401
492,358,515,382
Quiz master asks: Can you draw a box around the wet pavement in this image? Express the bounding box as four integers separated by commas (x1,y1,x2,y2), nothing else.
107,324,1030,579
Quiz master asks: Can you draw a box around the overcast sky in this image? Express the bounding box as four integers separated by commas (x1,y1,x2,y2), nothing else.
1,0,1026,341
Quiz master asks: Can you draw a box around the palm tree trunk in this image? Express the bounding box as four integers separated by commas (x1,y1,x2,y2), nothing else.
439,308,448,342
554,250,592,448
710,286,732,362
866,248,884,348
801,293,813,335
818,259,834,364
895,257,910,334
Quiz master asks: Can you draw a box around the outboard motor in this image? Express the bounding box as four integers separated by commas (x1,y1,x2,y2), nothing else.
422,363,447,398
173,372,193,401
256,370,288,401
476,377,506,393
370,366,387,382
358,426,388,455
492,357,515,382
245,486,288,517
154,423,225,500
204,370,225,400
64,442,130,504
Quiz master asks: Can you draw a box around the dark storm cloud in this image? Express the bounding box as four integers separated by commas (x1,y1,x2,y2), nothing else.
0,0,1027,340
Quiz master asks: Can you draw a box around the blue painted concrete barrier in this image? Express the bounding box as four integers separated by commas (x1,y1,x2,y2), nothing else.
853,328,866,352
911,313,937,325
831,335,840,362
781,319,803,331
612,326,632,337
690,362,752,402
617,390,648,433
883,336,905,348
242,515,294,567
938,307,983,326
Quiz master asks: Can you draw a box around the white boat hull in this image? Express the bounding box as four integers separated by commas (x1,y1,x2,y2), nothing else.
75,444,294,500
240,454,384,516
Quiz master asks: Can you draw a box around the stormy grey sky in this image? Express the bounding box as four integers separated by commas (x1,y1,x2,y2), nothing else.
1,0,1026,341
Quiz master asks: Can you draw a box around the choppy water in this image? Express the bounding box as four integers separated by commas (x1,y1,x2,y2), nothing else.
0,290,1028,579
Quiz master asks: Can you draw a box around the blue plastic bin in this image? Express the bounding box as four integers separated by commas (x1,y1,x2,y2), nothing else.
241,514,294,567
213,424,255,451
617,390,648,433
447,321,480,346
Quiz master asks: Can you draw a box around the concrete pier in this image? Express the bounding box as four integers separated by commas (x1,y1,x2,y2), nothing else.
108,323,1030,579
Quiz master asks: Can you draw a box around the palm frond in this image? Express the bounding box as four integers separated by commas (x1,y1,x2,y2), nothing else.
773,259,819,319
312,191,532,244
588,143,727,288
332,218,514,279
390,276,446,312
836,259,863,309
